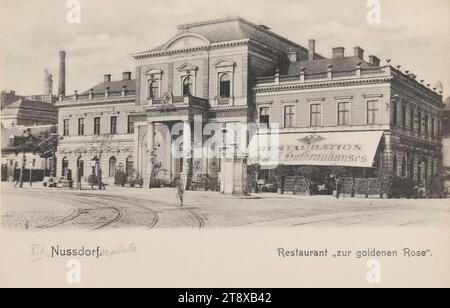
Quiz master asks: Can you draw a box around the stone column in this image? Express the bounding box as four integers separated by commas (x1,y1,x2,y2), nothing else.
144,122,155,188
133,124,140,173
180,120,192,190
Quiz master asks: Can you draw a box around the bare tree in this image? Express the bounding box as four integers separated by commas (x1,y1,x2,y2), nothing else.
89,134,114,190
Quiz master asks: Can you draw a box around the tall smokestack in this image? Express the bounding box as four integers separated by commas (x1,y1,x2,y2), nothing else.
58,51,66,95
308,39,316,60
44,69,53,95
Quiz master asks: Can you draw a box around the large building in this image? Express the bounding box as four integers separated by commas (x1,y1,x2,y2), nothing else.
55,17,445,194
1,90,58,129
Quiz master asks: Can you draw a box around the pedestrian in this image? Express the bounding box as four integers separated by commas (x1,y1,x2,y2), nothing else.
176,177,185,206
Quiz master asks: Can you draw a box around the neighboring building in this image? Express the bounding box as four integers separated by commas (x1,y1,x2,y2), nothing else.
55,73,136,184
1,90,58,129
442,97,450,188
54,16,445,193
1,125,56,182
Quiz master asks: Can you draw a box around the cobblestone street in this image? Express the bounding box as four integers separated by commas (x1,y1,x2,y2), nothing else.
1,183,449,230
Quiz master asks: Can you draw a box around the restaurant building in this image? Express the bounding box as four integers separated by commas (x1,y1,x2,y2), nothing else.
55,17,445,194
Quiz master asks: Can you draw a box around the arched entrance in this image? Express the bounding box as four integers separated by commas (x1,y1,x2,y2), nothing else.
62,157,69,178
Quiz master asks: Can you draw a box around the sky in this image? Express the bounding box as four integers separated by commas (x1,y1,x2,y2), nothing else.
0,0,449,98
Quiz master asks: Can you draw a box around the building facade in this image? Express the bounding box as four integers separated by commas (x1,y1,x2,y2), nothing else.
254,47,444,183
55,17,445,193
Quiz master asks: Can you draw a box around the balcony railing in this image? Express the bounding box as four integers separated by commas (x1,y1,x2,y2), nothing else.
255,66,391,86
57,90,136,104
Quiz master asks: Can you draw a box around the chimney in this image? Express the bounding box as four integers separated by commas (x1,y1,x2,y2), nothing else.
308,39,316,60
44,69,53,95
58,51,66,95
287,49,297,63
369,55,380,67
122,71,132,80
332,47,345,59
354,46,364,60
104,74,111,82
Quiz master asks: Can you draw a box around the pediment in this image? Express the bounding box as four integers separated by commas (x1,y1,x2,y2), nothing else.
213,59,236,68
163,33,210,51
145,68,163,76
176,62,198,72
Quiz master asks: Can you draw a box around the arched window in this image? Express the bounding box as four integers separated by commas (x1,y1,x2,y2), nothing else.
77,157,84,178
109,156,117,177
149,81,159,98
392,155,398,176
183,76,193,96
219,73,231,98
126,156,134,177
401,155,407,178
62,157,69,178
409,155,415,179
91,156,99,175
417,158,422,181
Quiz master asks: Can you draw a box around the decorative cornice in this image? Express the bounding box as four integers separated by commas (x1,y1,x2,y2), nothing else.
334,96,353,101
56,97,135,108
132,39,250,59
306,97,325,102
363,94,383,98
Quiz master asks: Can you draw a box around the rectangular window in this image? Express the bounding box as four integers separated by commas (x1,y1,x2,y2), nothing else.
438,120,441,137
367,100,379,125
424,114,429,136
284,105,295,128
431,117,435,137
392,101,398,126
110,116,118,135
310,104,322,127
127,115,134,134
63,119,69,136
410,108,415,131
401,105,407,128
94,117,101,135
417,111,422,134
338,102,350,126
78,118,84,136
259,107,270,127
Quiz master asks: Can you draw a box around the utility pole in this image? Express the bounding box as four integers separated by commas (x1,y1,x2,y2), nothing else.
77,154,82,190
29,162,33,187
19,153,25,188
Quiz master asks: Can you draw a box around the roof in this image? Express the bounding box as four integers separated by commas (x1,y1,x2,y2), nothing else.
140,17,323,58
1,98,57,112
81,79,136,95
283,56,376,75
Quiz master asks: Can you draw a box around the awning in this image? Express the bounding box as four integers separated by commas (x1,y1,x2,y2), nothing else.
248,130,385,168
